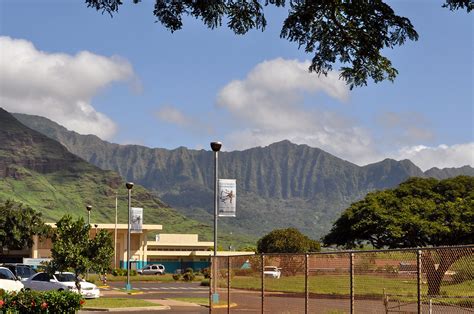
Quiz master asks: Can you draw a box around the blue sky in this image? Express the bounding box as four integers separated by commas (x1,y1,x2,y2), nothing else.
0,0,472,170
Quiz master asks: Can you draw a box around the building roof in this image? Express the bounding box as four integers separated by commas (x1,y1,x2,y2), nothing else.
46,223,162,231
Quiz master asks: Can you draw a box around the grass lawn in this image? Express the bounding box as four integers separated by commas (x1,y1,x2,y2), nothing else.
170,297,209,306
83,298,161,308
228,275,474,298
170,297,235,308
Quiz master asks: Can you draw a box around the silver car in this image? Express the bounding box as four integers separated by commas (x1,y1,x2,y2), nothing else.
137,264,165,275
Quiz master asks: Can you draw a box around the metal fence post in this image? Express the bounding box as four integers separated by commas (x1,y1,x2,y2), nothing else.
350,252,354,314
261,254,264,314
305,254,309,314
417,250,422,314
227,256,230,314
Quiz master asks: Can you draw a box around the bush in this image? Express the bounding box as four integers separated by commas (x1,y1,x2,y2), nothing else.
201,267,210,279
200,279,210,286
172,274,181,281
111,268,136,276
111,268,126,276
0,289,83,313
234,268,253,276
183,272,195,282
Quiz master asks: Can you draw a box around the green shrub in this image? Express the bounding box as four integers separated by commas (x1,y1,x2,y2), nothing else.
185,267,194,274
0,289,83,313
172,274,181,281
200,279,210,286
201,267,210,279
183,272,195,282
234,268,253,276
112,268,127,276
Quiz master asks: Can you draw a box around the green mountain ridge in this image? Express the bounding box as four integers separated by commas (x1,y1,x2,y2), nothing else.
11,111,474,240
0,108,257,246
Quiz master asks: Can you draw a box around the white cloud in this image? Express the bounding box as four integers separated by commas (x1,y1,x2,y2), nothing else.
392,143,474,171
0,36,136,139
155,105,213,135
216,58,473,170
217,58,379,164
376,111,434,145
156,106,192,127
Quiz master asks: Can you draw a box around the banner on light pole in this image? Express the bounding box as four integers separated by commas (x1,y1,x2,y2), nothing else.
218,179,236,217
130,207,143,233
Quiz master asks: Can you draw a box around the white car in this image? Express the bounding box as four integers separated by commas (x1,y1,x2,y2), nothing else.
263,266,281,279
137,264,165,275
23,272,100,299
0,267,24,292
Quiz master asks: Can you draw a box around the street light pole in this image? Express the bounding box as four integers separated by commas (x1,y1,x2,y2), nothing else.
85,205,92,280
125,182,134,291
210,141,222,304
86,205,92,226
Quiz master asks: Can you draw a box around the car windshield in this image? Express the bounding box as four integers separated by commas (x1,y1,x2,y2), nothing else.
0,268,16,280
264,267,277,271
55,273,76,282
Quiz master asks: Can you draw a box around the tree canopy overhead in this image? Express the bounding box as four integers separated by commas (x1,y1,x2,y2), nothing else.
323,175,474,249
85,0,471,89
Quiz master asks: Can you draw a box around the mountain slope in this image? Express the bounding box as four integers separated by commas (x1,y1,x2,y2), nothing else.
0,108,226,242
13,112,474,239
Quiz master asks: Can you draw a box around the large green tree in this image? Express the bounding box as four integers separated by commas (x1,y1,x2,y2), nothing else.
257,227,320,253
323,176,474,295
257,227,320,276
86,0,471,89
0,200,49,254
49,215,114,291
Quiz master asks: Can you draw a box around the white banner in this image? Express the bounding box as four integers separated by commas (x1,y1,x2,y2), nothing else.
130,207,143,233
218,179,236,217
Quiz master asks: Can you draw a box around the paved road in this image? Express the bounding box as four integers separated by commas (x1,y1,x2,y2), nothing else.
106,281,208,290
104,281,209,299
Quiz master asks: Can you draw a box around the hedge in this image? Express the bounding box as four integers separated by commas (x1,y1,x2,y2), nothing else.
0,289,83,313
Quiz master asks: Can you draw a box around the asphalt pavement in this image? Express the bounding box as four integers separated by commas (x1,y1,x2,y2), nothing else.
82,281,210,313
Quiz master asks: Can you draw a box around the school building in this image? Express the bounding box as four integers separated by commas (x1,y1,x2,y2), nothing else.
24,223,250,273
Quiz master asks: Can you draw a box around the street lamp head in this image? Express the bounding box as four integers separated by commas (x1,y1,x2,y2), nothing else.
125,182,134,190
210,141,222,152
86,205,92,212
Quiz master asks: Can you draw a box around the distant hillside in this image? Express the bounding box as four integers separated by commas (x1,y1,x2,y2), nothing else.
0,109,256,246
424,165,474,179
13,112,474,240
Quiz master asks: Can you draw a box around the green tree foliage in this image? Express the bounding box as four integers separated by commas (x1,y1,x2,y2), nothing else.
49,215,114,290
323,175,474,295
86,0,471,89
0,200,49,252
323,176,473,248
257,227,320,253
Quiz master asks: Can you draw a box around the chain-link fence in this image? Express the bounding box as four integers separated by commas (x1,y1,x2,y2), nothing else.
209,245,473,313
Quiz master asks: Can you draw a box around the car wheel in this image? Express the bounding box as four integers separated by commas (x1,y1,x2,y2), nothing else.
58,288,64,291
